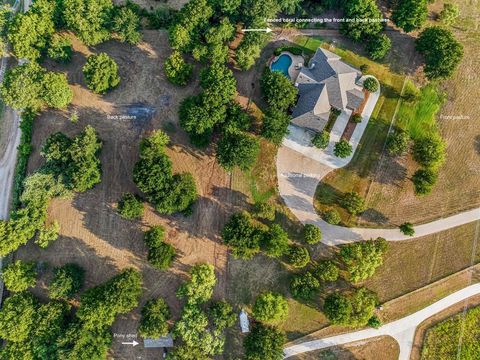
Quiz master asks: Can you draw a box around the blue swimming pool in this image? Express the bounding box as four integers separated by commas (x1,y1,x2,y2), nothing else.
271,54,292,78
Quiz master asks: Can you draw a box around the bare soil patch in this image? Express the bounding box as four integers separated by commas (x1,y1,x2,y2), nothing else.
16,30,248,359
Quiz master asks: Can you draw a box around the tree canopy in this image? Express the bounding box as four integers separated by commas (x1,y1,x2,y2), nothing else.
139,298,171,338
303,224,322,245
324,288,378,326
416,27,464,80
216,129,260,171
339,237,388,283
177,264,216,305
341,0,383,41
221,211,262,259
164,51,193,86
340,191,366,215
290,271,320,300
244,323,286,360
49,263,85,299
143,226,176,270
83,53,121,94
118,193,144,219
1,260,37,293
262,223,289,258
392,0,427,33
252,292,289,323
261,69,298,111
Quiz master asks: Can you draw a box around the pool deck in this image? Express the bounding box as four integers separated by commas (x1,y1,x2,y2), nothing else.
270,52,304,82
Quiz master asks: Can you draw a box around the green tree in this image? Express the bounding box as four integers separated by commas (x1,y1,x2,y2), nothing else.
439,3,459,26
339,237,388,283
253,202,276,221
323,292,352,325
208,301,236,330
177,263,216,304
412,135,445,168
221,212,262,259
49,263,85,299
287,245,310,268
164,51,193,86
48,33,73,63
312,130,329,149
216,129,260,171
366,34,391,60
323,209,341,225
262,224,289,258
224,102,252,131
83,53,120,94
112,6,141,44
42,72,73,109
386,129,410,156
252,292,288,323
412,168,437,195
76,268,142,328
7,8,55,61
0,292,38,342
392,0,428,33
236,32,265,70
416,26,463,80
36,220,60,248
143,226,176,270
289,271,320,300
303,223,322,245
244,323,286,360
1,62,44,110
118,193,144,219
324,288,377,326
363,77,379,92
313,260,339,282
139,298,171,338
2,260,37,293
399,222,415,236
200,63,237,105
341,0,383,41
340,191,366,215
261,108,291,145
62,0,113,45
261,69,298,111
334,139,353,158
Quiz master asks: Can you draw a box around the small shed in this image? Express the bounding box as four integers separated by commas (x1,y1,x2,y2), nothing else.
143,334,174,348
239,309,250,333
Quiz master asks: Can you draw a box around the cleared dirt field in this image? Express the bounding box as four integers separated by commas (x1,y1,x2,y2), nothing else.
15,30,247,359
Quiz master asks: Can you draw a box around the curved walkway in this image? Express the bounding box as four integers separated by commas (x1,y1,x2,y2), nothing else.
283,283,480,359
277,79,480,244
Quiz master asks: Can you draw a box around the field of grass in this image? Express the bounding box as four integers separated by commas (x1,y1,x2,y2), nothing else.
421,306,480,359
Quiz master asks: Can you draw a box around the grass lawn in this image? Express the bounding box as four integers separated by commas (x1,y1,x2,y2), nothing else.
421,306,480,359
293,36,406,227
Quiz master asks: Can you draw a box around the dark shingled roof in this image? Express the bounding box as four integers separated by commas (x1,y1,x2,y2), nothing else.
291,48,365,132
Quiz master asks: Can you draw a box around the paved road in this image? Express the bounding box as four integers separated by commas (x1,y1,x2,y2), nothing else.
277,76,480,244
283,283,480,359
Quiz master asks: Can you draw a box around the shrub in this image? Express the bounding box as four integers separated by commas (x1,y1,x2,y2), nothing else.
209,301,236,330
366,34,391,60
164,51,193,86
139,298,171,338
334,140,353,158
399,222,415,236
303,224,322,245
83,53,120,94
287,245,310,268
340,237,388,283
412,135,445,168
323,209,341,225
144,226,176,270
290,271,320,300
386,129,410,156
351,114,362,123
222,212,262,259
49,263,85,299
412,168,437,195
313,260,339,282
340,191,366,215
439,3,459,25
2,260,37,293
363,77,379,92
312,130,329,149
368,315,382,328
262,224,289,258
48,34,73,63
253,202,275,221
118,193,144,219
244,323,286,360
416,27,463,80
252,292,289,322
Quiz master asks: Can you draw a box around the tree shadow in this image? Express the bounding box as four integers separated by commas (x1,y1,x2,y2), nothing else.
474,135,480,155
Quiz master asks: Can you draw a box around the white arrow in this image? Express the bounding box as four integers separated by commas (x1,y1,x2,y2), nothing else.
121,340,139,347
241,27,273,33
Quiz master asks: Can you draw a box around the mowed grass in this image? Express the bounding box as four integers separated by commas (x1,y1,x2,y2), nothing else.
293,36,406,227
421,306,480,359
